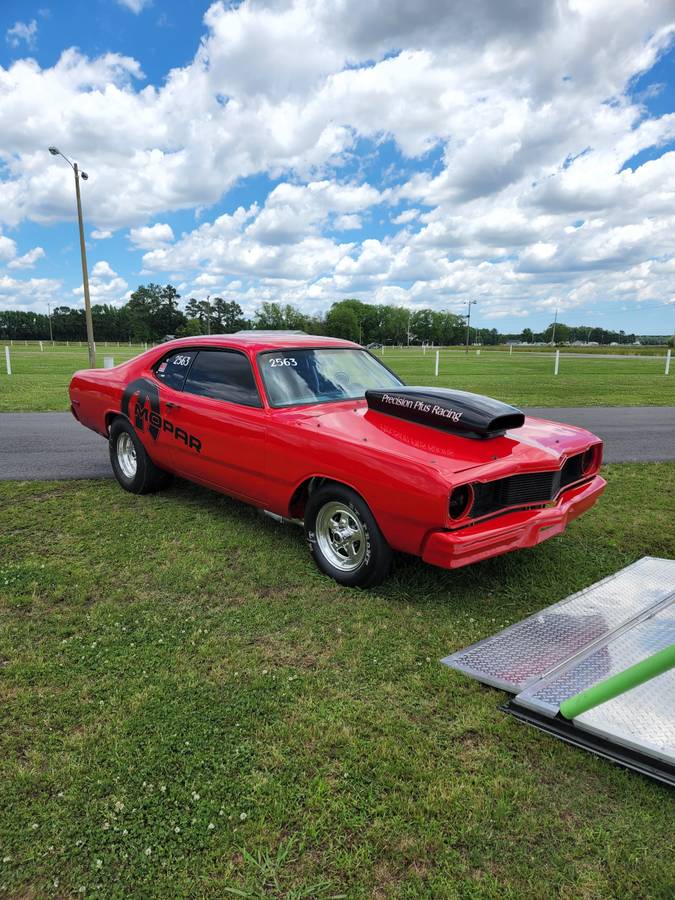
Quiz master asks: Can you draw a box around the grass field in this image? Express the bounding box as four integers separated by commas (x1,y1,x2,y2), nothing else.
1,464,674,897
0,343,673,411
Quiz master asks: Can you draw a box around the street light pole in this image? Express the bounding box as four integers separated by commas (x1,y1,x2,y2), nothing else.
49,147,96,368
465,300,477,353
47,302,54,343
551,307,558,346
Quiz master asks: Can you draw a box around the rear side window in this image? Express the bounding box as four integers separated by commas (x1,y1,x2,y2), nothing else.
154,350,197,391
183,350,261,407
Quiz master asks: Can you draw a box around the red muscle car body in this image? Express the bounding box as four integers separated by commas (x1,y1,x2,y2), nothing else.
69,333,605,586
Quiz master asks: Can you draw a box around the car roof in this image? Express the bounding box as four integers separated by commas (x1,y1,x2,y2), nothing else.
158,333,361,353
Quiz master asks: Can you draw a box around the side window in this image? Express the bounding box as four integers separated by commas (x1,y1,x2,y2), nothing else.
183,350,262,407
154,350,197,391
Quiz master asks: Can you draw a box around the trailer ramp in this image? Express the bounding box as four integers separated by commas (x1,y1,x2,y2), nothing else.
442,557,675,785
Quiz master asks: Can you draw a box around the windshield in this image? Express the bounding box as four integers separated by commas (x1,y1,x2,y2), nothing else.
259,348,402,407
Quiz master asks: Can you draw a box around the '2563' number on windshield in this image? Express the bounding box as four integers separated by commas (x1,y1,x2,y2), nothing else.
268,357,297,367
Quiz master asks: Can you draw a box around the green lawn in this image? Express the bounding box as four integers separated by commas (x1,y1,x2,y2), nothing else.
1,464,674,897
0,343,673,411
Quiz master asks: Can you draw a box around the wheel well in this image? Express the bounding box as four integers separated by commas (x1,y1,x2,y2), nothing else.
288,476,367,518
105,411,127,435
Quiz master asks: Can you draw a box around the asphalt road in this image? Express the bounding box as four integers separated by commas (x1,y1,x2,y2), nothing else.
1,407,674,481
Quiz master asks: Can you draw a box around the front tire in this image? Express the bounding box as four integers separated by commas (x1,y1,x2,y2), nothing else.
109,418,171,494
304,484,392,588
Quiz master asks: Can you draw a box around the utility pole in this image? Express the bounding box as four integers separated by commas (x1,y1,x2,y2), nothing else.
49,147,95,368
465,300,477,353
551,308,558,345
407,309,411,346
47,302,53,343
206,295,211,335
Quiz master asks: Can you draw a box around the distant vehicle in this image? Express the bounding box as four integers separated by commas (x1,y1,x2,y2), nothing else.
160,334,176,342
69,333,605,587
366,342,382,349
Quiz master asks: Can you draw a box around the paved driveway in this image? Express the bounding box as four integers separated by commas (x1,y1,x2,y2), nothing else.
1,407,674,481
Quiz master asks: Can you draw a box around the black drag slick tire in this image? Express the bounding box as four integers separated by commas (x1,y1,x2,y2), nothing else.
109,417,172,494
304,483,392,588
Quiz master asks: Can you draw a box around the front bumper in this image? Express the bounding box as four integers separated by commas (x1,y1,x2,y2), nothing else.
421,475,606,570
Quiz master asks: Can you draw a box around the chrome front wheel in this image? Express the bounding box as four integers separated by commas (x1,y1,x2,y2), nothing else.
315,501,366,572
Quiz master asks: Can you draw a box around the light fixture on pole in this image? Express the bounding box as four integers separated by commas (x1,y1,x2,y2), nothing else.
48,146,96,368
465,299,477,353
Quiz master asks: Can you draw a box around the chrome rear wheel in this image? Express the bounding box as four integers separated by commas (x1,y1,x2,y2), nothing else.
116,432,137,479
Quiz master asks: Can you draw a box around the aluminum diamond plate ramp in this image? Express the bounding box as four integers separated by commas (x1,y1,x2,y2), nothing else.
441,557,675,693
516,601,675,718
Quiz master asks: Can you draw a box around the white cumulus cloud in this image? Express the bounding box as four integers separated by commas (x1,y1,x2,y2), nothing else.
1,0,675,323
5,20,37,49
129,223,175,249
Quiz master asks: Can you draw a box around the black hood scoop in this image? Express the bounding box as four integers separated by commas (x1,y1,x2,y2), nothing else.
365,387,525,439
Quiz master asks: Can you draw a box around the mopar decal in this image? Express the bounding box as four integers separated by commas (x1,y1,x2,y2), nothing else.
121,377,202,453
122,377,161,438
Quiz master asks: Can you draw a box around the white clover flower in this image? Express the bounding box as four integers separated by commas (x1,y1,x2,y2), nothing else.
174,826,180,833
208,823,215,830
114,801,124,812
144,847,152,856
239,812,247,821
95,859,103,869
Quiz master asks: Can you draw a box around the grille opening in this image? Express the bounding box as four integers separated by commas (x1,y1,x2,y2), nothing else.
467,451,594,522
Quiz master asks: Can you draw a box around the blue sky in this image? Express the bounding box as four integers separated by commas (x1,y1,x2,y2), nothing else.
1,0,675,335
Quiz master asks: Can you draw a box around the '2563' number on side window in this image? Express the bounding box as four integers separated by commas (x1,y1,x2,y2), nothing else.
269,357,297,367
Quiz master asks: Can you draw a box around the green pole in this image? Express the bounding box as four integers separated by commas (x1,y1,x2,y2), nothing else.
560,642,675,720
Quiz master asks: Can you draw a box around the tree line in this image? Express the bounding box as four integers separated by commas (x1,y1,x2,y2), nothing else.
0,284,669,345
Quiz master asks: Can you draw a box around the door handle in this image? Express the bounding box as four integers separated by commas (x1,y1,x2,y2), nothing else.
165,401,181,411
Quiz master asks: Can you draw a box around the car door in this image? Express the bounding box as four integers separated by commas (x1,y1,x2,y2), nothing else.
165,348,268,504
124,348,198,470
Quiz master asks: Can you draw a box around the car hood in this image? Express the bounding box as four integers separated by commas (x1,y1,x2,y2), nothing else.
288,401,599,481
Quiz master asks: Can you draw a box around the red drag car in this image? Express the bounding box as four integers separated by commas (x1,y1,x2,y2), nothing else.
69,333,605,587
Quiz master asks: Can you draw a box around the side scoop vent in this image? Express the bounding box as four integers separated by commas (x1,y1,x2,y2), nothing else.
365,387,525,439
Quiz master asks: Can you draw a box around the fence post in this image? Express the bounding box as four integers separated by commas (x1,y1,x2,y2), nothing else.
4,346,11,375
666,348,671,376
476,348,480,356
39,340,43,352
554,349,560,376
103,356,115,369
510,344,513,356
435,350,439,377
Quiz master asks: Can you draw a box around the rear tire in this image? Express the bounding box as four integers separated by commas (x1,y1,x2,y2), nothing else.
109,418,171,494
305,484,392,588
